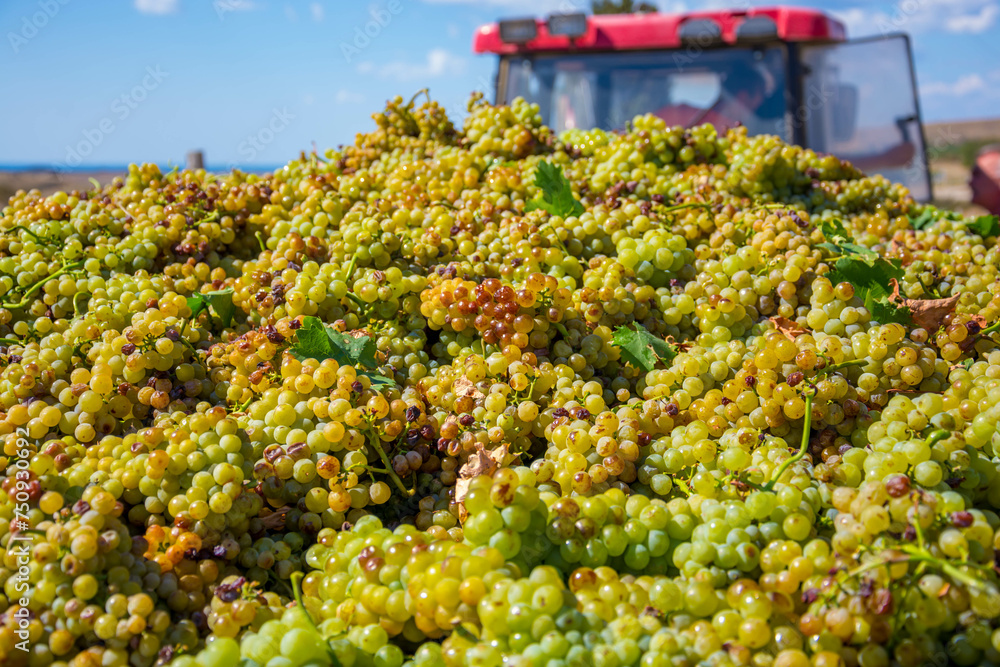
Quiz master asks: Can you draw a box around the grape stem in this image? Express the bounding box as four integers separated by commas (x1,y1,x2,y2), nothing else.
2,261,85,309
764,390,813,491
289,572,316,627
344,250,360,283
910,495,927,552
290,572,344,667
847,548,991,592
811,358,867,377
3,225,52,244
72,292,90,318
982,320,1000,336
364,428,412,497
0,338,21,346
254,231,266,253
655,202,711,217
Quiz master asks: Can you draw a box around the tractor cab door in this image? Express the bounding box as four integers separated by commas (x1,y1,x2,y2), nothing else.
799,35,932,201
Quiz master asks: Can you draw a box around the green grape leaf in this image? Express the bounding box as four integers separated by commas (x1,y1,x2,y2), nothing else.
820,219,851,242
864,290,911,325
967,214,1000,238
828,255,904,291
908,209,936,231
525,161,585,219
612,325,677,373
186,288,236,328
817,241,878,260
290,316,376,366
827,254,910,326
290,316,394,387
363,372,396,389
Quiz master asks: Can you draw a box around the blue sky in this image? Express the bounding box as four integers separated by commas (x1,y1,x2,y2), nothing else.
1,0,998,167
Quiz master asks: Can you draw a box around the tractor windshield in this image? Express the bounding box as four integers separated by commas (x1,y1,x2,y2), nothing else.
501,46,789,138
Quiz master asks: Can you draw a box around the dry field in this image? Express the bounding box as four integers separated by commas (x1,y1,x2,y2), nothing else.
0,170,123,206
924,118,1000,211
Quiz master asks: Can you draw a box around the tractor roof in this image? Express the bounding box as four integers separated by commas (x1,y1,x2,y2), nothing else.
473,6,846,55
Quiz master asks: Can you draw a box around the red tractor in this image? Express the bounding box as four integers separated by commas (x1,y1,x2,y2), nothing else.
474,7,932,201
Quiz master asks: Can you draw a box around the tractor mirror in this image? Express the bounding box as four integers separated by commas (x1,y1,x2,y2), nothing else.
831,83,858,143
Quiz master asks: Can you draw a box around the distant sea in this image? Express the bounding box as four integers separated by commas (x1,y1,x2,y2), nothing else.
0,163,286,173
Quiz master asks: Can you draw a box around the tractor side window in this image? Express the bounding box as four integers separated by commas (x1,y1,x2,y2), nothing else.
801,35,930,201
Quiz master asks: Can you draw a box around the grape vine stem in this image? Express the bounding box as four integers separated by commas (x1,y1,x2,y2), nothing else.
3,225,52,243
365,428,411,497
764,390,813,491
2,261,85,309
812,358,867,377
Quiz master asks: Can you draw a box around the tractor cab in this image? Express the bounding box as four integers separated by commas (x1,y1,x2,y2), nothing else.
474,7,932,201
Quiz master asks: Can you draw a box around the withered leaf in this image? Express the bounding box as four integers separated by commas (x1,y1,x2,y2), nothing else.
488,442,513,468
770,316,808,340
260,506,291,530
459,444,497,480
889,279,959,332
453,377,485,400
454,443,513,512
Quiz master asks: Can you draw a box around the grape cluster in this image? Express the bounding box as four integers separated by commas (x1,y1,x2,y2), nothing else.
2,93,1000,667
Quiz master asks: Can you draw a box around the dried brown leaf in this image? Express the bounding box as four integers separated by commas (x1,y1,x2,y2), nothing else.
453,377,485,400
487,442,513,467
459,443,496,480
454,478,473,507
665,335,692,352
889,279,960,332
454,443,514,519
770,316,808,340
260,506,291,530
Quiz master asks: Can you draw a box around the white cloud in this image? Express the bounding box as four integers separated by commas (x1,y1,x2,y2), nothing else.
922,73,988,96
310,2,324,21
135,0,178,15
946,3,999,32
213,0,257,19
357,48,465,81
217,0,256,10
335,89,365,104
833,0,999,36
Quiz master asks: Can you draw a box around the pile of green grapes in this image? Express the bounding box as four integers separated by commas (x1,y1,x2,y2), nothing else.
2,92,1000,667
